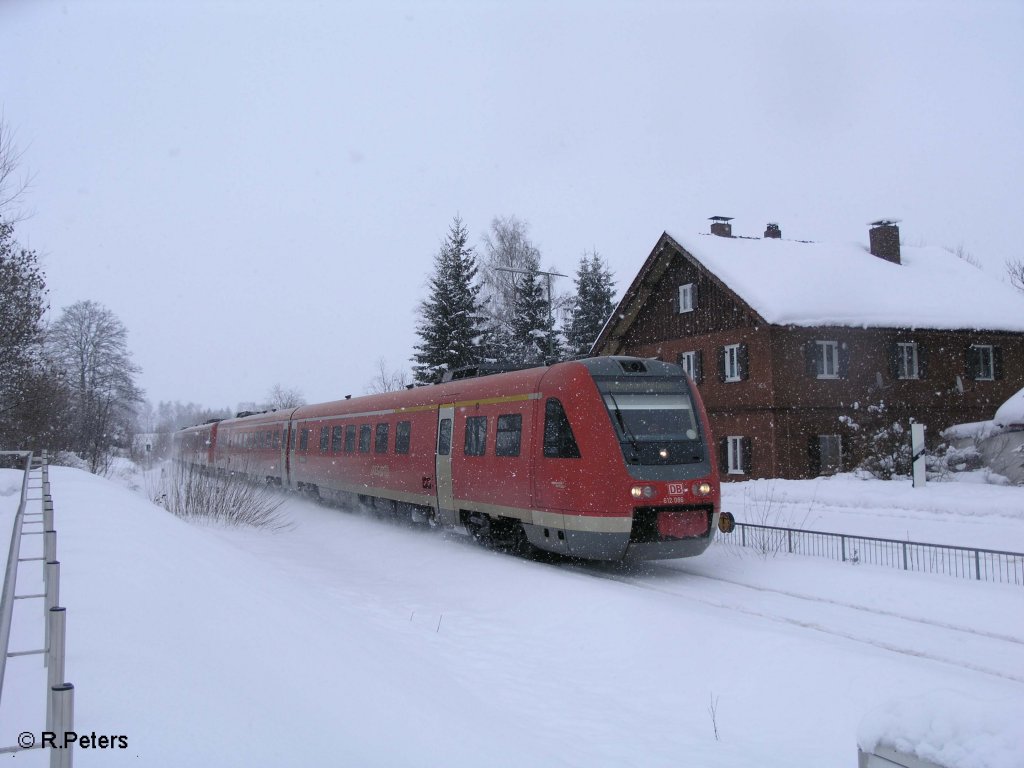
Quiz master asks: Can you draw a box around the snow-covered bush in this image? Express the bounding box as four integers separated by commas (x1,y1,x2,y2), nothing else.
841,402,912,480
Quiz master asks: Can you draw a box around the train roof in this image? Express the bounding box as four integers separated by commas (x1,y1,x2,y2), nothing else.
200,356,684,430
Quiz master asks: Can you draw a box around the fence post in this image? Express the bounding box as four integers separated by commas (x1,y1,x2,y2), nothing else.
741,525,746,547
49,683,74,768
787,529,793,554
975,550,981,581
902,542,908,570
46,607,66,731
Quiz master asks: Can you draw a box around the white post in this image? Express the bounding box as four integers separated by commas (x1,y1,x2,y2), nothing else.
911,422,926,488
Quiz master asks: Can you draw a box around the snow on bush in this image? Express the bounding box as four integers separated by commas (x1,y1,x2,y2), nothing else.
858,692,1024,768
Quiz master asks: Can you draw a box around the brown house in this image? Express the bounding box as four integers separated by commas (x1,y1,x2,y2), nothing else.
593,218,1024,480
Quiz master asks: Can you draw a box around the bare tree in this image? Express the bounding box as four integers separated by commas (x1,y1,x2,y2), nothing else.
1007,258,1024,294
479,215,543,336
0,117,31,221
365,357,409,393
47,300,144,473
264,383,306,410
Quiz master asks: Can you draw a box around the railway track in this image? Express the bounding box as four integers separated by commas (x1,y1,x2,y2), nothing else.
566,559,1024,685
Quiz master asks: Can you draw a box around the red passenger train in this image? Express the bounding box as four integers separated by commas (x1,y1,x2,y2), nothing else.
172,356,732,560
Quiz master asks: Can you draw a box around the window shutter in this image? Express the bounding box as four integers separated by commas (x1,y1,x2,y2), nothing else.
738,344,750,381
718,347,727,382
694,350,703,385
719,437,728,473
888,343,900,379
993,347,1004,380
805,341,818,377
807,435,822,477
691,283,698,310
838,342,851,379
917,344,928,379
741,437,753,475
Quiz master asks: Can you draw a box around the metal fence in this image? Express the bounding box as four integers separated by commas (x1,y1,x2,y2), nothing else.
720,521,1024,586
0,451,75,766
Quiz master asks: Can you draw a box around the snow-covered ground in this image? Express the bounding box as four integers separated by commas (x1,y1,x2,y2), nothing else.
1,466,1022,767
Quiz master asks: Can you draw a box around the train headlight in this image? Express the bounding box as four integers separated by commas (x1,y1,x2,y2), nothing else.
692,481,713,496
630,485,656,499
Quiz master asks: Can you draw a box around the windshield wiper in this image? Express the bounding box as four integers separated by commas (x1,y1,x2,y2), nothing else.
606,392,641,463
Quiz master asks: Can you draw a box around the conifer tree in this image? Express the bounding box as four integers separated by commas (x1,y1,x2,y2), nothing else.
508,255,561,365
411,216,486,385
565,251,616,357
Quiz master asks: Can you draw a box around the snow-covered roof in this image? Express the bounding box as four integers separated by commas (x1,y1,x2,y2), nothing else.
665,231,1024,331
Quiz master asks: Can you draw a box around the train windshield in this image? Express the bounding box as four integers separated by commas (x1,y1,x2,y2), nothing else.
597,377,704,466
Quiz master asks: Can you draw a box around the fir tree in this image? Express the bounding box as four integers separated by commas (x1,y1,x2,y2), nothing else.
508,255,561,365
565,251,615,357
411,216,486,384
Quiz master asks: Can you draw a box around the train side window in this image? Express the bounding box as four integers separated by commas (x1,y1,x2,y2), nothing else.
344,425,356,453
281,428,288,449
265,431,273,448
543,398,581,458
290,428,296,450
496,414,522,457
437,419,452,456
331,426,343,452
396,421,411,454
319,426,330,453
358,425,372,453
375,423,389,453
299,429,310,451
464,416,487,456
272,430,280,450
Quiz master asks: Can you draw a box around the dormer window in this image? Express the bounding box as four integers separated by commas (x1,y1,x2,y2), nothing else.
678,283,696,313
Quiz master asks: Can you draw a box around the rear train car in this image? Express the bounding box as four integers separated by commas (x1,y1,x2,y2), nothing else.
177,356,726,561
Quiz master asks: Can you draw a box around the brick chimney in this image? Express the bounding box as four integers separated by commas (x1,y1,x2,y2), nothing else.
869,219,901,265
764,223,781,239
709,216,733,237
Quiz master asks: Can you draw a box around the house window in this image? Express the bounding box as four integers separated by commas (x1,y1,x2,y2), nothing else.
725,436,748,475
495,414,522,457
678,350,702,384
464,416,487,456
896,342,919,380
358,425,371,453
815,341,839,379
395,421,411,454
678,283,696,313
723,344,745,382
968,344,996,381
375,423,389,453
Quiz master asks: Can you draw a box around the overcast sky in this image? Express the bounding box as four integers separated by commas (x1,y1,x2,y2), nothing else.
2,0,1022,409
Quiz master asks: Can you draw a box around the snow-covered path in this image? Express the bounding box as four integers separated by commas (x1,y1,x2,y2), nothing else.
1,467,1022,767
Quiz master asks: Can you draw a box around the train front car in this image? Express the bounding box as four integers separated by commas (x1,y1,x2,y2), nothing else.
535,357,723,560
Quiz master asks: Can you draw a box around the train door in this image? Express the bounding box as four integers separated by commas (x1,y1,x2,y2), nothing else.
435,406,456,525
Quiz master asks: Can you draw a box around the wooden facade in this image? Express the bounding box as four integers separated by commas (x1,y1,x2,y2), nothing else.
595,230,1024,480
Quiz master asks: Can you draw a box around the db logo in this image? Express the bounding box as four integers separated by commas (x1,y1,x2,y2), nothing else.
667,483,687,495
